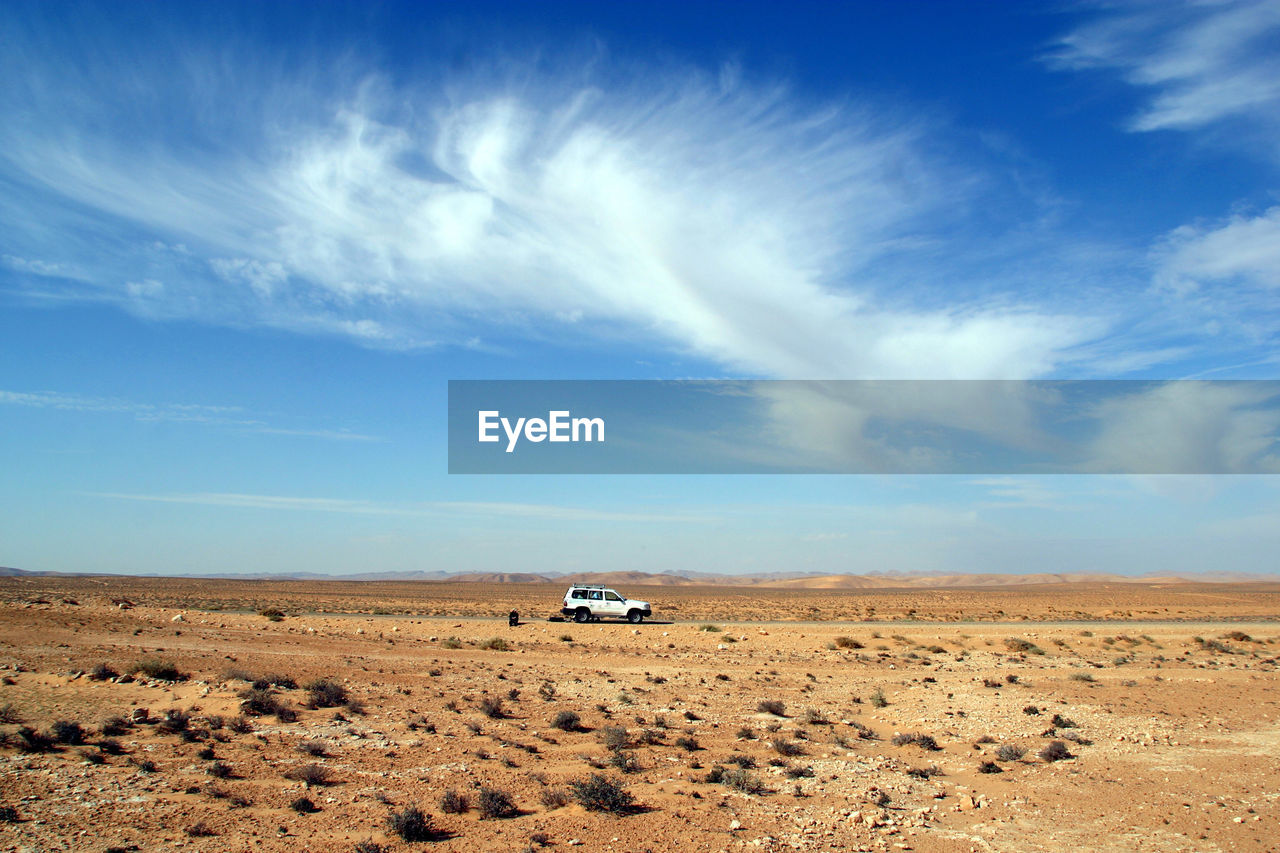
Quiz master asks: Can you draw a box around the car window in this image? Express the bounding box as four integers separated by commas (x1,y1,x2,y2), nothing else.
590,590,602,600
571,590,586,599
606,592,622,601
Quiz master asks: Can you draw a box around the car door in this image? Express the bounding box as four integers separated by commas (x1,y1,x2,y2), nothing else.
602,590,626,617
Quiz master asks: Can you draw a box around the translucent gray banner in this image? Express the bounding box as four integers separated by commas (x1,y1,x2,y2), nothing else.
447,380,1280,474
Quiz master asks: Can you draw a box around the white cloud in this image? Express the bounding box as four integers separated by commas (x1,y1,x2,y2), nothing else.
0,389,378,441
1155,206,1280,295
1049,0,1280,134
0,33,1103,379
1084,381,1280,473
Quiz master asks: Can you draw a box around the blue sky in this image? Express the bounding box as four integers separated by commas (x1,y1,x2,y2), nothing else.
2,0,1279,577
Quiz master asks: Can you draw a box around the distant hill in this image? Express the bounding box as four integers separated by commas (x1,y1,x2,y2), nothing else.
3,565,1276,586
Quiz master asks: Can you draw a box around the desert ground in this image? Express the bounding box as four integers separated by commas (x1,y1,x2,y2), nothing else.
1,577,1278,853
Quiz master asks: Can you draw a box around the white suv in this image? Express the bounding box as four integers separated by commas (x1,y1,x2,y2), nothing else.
561,585,653,624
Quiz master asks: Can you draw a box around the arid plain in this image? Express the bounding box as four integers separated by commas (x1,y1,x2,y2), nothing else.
2,576,1278,853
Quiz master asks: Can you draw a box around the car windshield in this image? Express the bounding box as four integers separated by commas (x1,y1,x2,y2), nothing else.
606,592,622,601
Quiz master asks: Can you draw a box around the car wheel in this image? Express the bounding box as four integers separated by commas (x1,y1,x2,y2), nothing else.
627,610,643,624
574,608,591,623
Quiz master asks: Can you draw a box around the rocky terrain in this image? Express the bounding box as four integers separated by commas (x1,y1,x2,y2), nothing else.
1,578,1277,852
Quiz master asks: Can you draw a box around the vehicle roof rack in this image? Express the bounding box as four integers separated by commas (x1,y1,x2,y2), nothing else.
569,583,611,589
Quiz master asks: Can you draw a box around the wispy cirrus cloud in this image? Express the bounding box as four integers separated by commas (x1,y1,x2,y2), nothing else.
0,390,378,441
0,11,1110,380
1049,1,1280,372
1047,0,1280,135
86,491,709,523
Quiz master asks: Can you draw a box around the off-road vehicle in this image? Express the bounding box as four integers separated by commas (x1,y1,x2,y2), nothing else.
561,585,652,623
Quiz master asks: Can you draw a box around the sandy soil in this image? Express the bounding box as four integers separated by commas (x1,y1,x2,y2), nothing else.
1,578,1277,853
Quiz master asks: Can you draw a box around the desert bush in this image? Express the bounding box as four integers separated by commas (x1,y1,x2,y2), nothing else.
636,728,664,745
185,821,216,837
571,774,634,814
770,738,804,757
800,708,829,725
196,746,216,760
0,704,22,724
540,787,571,809
674,735,700,752
239,687,284,716
285,764,330,786
11,727,56,753
98,738,125,755
757,699,787,716
784,764,815,779
996,744,1026,762
305,678,348,708
869,688,888,708
713,766,767,794
440,637,462,649
1022,705,1041,715
134,758,158,773
439,790,470,814
0,806,18,822
726,753,756,769
477,787,518,819
558,634,573,642
478,696,506,719
736,726,756,740
848,721,877,740
601,726,629,751
905,765,942,779
608,750,641,773
891,732,940,750
1223,631,1252,642
834,636,863,649
290,796,319,813
480,637,510,651
51,721,86,745
259,608,286,621
388,806,433,842
698,624,721,632
1070,672,1096,682
978,761,1003,774
254,674,297,690
89,663,118,681
228,716,253,734
206,761,234,778
1004,638,1034,652
353,842,386,853
298,740,328,757
551,710,582,732
1050,714,1077,729
135,658,184,681
1038,740,1073,762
